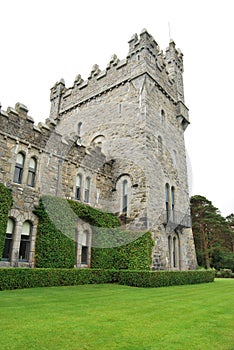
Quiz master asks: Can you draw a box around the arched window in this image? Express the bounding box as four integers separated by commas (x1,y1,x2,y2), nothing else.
158,136,163,155
76,174,82,200
19,221,32,261
2,218,15,261
122,180,128,214
13,152,25,184
27,157,37,187
165,183,170,222
84,177,90,203
171,186,175,221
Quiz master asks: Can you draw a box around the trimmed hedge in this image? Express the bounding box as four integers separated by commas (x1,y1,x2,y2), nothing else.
0,183,13,258
0,268,215,291
118,269,215,288
0,268,116,290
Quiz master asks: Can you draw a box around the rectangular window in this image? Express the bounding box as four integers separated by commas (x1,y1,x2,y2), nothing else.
27,170,36,187
2,234,13,260
14,166,23,183
84,177,90,203
19,235,30,261
81,246,88,264
76,187,81,200
122,180,128,214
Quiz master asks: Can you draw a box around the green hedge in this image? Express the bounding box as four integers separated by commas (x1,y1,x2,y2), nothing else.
0,268,116,290
0,183,13,258
0,268,215,291
118,269,215,287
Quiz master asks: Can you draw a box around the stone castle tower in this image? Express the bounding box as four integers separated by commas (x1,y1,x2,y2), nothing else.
0,29,197,270
49,29,197,270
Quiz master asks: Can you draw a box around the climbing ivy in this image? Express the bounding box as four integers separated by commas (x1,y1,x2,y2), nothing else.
0,183,13,258
34,195,154,270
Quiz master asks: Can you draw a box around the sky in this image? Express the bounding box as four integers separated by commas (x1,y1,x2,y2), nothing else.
1,0,233,217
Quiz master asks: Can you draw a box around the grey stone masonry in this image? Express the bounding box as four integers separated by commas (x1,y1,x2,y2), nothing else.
49,29,197,270
0,29,197,270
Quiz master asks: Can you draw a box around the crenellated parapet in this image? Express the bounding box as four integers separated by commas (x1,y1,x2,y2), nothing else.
49,29,187,120
0,103,53,148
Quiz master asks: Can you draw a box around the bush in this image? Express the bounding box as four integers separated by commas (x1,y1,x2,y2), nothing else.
118,269,215,288
215,269,233,278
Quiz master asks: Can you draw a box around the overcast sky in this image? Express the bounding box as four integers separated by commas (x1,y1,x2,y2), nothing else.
1,0,233,216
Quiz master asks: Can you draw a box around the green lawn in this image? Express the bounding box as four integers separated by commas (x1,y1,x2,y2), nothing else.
0,279,233,350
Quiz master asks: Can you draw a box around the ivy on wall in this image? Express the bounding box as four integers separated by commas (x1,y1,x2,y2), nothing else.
34,197,76,268
0,183,13,258
34,195,154,270
91,232,154,270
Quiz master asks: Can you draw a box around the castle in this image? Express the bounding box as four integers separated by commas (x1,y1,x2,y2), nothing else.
0,29,197,270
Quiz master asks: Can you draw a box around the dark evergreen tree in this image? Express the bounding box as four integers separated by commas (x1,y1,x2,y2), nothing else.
190,195,234,270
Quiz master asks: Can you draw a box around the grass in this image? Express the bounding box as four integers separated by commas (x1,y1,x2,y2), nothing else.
0,279,233,350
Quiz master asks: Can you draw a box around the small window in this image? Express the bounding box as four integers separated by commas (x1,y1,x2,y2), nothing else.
13,152,25,184
122,180,128,214
168,235,171,267
172,150,177,167
171,186,175,220
165,183,170,222
2,218,14,261
27,157,37,187
158,136,163,155
76,174,82,200
81,246,88,264
19,221,32,261
77,122,82,136
84,177,90,203
173,237,177,268
161,109,165,125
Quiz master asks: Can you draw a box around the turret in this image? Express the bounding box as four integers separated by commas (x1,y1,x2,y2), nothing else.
49,78,65,120
165,39,185,101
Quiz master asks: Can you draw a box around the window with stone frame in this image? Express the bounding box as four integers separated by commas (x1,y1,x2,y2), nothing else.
19,221,32,261
27,157,37,187
76,174,82,200
122,179,128,214
165,183,170,222
2,218,15,261
13,152,25,184
171,186,175,221
173,236,177,268
84,177,91,203
158,135,163,155
161,109,165,125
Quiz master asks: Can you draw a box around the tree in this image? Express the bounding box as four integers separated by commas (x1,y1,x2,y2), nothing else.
226,214,234,253
190,195,233,270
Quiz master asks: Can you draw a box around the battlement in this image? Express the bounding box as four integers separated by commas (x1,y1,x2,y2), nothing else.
49,29,186,120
